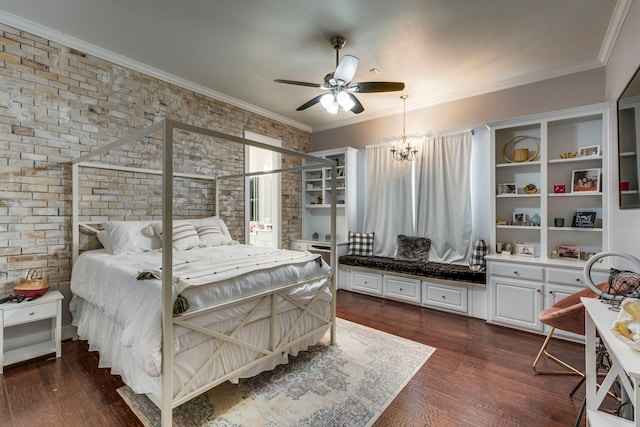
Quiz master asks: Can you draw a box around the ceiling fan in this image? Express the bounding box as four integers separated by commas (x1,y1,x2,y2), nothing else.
274,35,405,114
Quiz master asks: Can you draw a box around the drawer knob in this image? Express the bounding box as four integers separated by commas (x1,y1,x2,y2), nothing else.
575,278,581,282
29,312,35,316
442,295,446,300
399,287,403,292
514,271,519,275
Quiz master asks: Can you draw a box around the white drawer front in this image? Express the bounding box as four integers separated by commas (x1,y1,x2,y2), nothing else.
352,271,383,295
422,282,468,314
546,268,607,287
291,241,308,251
384,276,421,304
4,301,57,327
490,262,543,281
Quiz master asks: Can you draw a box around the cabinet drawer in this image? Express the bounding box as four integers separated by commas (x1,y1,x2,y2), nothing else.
291,241,308,251
422,282,468,314
490,262,543,281
384,276,421,304
547,268,608,287
351,271,383,296
4,302,57,327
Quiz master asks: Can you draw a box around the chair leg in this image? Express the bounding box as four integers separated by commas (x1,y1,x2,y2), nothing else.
532,327,584,376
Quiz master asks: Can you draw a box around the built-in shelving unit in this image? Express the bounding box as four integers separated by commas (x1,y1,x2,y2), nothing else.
301,147,358,243
485,103,612,334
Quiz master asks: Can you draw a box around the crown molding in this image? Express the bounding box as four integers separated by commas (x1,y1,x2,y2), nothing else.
598,0,633,65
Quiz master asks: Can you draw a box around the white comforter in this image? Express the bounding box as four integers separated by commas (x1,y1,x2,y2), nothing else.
70,245,332,382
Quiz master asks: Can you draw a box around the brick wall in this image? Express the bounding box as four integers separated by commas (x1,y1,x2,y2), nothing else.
0,23,311,292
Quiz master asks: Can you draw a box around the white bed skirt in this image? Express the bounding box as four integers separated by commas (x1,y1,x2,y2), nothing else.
70,294,330,398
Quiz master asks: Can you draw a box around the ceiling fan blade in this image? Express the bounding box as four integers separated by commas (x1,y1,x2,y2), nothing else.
296,94,325,111
334,55,359,84
350,81,405,93
348,94,364,114
274,79,323,88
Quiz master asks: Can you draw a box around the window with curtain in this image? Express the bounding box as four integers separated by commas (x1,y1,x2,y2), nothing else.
363,130,473,263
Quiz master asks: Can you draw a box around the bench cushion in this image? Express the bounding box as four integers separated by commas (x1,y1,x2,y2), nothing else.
339,255,486,285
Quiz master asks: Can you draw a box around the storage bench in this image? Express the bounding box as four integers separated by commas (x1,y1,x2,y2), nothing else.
338,255,487,318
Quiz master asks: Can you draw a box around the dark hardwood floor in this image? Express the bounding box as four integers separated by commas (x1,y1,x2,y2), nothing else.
0,290,595,426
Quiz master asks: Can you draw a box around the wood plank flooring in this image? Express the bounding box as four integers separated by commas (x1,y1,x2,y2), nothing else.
0,290,596,426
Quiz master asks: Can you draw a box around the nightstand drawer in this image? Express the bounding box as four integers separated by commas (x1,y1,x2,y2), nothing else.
3,302,57,327
291,241,308,251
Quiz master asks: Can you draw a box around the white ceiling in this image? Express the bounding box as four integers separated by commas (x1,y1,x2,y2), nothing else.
0,0,628,133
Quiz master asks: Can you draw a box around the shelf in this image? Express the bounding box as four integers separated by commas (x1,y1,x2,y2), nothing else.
496,161,541,169
620,151,637,157
305,204,346,208
548,227,602,232
496,225,541,230
621,190,639,195
548,192,603,197
547,155,602,164
496,193,541,198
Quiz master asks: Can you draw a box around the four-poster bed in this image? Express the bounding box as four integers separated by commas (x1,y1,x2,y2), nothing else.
70,120,338,427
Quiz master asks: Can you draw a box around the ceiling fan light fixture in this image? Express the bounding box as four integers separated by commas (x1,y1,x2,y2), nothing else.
337,91,355,111
320,93,334,109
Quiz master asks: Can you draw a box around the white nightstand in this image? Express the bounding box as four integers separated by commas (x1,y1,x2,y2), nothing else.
0,290,63,373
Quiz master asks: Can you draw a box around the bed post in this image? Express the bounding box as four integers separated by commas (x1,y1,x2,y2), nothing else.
72,163,79,264
330,164,337,346
161,119,174,427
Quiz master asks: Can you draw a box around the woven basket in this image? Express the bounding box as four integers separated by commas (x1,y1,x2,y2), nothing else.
502,135,540,163
14,268,49,296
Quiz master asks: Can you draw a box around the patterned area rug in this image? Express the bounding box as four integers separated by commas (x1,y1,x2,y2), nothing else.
118,318,435,426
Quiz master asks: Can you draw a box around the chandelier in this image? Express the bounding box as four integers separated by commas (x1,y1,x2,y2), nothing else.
390,95,417,161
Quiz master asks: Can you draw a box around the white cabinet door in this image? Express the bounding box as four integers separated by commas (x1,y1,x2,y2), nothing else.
489,277,544,333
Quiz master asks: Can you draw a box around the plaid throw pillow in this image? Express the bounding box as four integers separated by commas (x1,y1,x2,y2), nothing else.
348,231,375,256
469,239,488,271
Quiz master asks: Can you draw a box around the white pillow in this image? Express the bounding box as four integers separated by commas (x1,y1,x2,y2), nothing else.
195,224,227,247
153,221,201,251
191,217,233,245
101,221,161,255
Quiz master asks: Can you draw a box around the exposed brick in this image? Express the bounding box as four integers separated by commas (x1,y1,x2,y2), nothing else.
0,22,310,291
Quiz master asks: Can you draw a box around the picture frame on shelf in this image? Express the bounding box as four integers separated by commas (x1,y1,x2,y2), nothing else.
558,245,580,259
498,183,517,195
516,244,535,257
571,211,597,228
579,145,600,157
571,168,601,193
512,212,527,225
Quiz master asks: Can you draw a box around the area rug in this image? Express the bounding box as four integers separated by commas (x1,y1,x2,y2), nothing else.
118,317,435,426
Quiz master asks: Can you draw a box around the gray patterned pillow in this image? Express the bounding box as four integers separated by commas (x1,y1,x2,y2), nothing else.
395,235,430,262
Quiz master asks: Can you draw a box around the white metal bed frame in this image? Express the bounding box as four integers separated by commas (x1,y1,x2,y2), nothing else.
71,119,338,427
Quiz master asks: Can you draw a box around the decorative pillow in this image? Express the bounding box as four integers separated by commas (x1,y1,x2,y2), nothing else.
469,239,488,271
348,231,375,256
191,217,233,244
196,224,227,247
101,221,161,255
96,230,113,254
153,221,201,251
395,235,431,262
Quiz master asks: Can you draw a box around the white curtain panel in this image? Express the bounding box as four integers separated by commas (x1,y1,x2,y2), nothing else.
415,131,473,264
363,144,415,256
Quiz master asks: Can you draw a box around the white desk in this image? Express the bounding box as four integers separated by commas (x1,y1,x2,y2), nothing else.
583,297,640,426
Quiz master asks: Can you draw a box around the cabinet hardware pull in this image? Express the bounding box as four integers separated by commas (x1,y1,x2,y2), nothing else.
442,295,446,299
575,278,581,282
29,312,35,316
514,271,519,275
536,289,541,293
399,288,403,292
